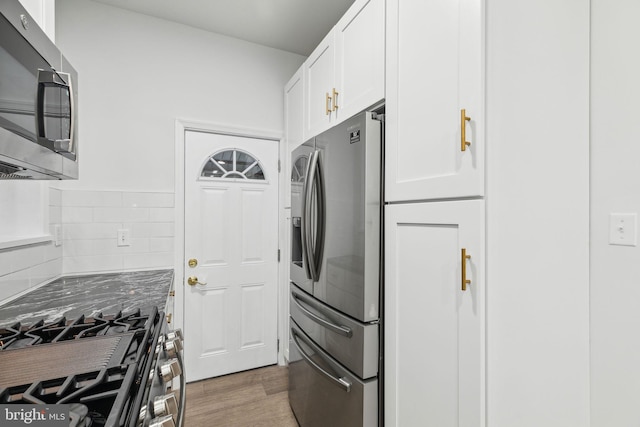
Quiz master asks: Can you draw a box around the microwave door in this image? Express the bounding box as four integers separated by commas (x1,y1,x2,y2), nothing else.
290,140,314,294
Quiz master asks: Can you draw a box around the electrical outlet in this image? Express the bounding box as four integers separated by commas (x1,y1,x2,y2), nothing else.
609,213,637,246
117,229,131,247
54,224,62,247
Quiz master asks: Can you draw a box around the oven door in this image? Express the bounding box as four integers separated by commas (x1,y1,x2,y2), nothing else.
289,319,378,427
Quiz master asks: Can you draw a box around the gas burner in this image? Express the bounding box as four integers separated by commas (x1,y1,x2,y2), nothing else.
0,309,152,350
0,364,139,427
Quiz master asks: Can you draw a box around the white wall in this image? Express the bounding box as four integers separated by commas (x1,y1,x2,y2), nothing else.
486,1,590,425
51,0,304,275
55,0,305,192
0,187,62,304
590,1,640,425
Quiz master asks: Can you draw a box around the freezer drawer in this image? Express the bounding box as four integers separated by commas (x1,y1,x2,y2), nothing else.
289,319,378,427
290,283,378,379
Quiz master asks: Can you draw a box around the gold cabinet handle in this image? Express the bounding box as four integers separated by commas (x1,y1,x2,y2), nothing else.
187,276,207,286
461,109,471,151
325,92,332,115
166,313,172,324
461,248,471,291
332,88,339,111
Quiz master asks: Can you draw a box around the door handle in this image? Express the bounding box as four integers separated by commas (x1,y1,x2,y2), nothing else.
461,109,471,151
187,276,207,286
461,248,471,291
188,258,198,268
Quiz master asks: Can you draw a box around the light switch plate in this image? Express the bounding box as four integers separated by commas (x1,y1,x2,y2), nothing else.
609,213,637,246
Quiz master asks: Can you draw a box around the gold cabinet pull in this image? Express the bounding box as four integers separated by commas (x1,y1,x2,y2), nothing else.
332,88,339,111
461,248,471,291
461,109,471,151
166,313,172,324
325,92,332,115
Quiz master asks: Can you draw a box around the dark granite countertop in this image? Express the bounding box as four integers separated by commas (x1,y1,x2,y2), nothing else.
0,269,174,327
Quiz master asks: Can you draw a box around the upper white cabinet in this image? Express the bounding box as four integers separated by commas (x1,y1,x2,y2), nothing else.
385,0,483,202
303,0,385,140
18,0,55,42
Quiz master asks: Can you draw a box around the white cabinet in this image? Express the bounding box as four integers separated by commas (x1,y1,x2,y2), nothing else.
385,200,484,427
18,0,55,42
385,0,483,202
303,0,385,140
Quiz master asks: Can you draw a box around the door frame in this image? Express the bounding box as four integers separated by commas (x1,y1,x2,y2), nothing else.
174,118,287,367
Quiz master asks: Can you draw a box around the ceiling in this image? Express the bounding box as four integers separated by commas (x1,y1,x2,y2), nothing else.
91,0,355,57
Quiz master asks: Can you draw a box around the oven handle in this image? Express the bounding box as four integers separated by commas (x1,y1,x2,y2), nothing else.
291,291,352,338
290,327,352,393
176,350,186,427
36,69,75,158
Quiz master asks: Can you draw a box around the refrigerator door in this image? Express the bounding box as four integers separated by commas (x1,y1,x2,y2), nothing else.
288,319,378,427
290,283,379,379
313,112,382,322
290,139,315,294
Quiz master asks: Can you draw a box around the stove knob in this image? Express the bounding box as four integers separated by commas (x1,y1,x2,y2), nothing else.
138,405,148,424
149,415,175,427
164,338,183,358
153,392,178,420
159,359,182,383
166,329,183,342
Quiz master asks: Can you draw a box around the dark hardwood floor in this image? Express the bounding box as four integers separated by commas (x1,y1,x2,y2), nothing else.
184,365,299,426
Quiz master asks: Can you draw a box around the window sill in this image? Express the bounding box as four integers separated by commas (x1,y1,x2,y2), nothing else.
0,235,54,250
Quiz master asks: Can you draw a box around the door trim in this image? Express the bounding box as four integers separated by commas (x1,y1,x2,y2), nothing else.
174,118,287,366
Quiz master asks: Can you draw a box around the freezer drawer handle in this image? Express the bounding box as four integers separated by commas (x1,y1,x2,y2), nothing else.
291,328,352,393
292,292,353,338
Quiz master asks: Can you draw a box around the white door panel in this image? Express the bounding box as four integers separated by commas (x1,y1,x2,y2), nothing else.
184,131,279,382
385,200,484,427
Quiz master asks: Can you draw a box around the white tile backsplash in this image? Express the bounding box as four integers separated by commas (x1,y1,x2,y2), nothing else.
61,190,175,275
0,187,63,305
0,189,174,303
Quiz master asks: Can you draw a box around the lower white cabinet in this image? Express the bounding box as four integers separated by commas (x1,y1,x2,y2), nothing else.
385,199,484,427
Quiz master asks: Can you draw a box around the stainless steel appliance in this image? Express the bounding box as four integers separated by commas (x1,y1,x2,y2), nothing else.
0,0,78,179
289,111,383,427
0,308,185,427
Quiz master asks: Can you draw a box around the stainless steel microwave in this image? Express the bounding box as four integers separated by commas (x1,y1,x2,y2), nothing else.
0,1,78,179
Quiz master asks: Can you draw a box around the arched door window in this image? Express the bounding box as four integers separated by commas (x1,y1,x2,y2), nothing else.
200,149,266,181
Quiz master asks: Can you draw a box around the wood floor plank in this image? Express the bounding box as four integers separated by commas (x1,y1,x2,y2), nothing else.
184,365,298,427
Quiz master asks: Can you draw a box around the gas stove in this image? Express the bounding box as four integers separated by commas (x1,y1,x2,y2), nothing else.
0,308,184,427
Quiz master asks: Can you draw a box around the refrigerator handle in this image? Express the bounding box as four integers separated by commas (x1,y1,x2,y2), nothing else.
292,291,353,337
304,150,320,282
291,327,352,393
313,150,326,281
300,153,313,280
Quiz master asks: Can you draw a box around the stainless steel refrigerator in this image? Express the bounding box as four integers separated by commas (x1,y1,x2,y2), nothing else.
289,111,383,427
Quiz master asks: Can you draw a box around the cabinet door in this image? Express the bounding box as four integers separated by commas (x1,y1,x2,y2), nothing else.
304,31,336,140
18,0,55,41
385,0,484,202
385,200,484,427
334,0,385,123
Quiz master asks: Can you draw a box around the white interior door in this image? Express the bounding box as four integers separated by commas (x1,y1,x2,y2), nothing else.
184,130,279,382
